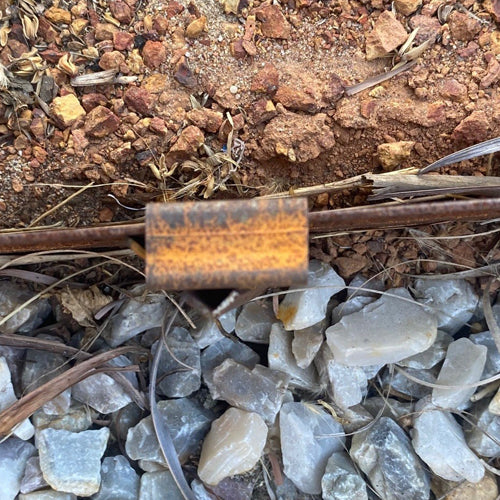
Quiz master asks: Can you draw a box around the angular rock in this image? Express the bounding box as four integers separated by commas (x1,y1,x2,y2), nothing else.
186,108,223,134
452,110,490,144
278,260,345,331
365,11,408,60
268,322,320,391
331,295,374,323
382,365,436,399
198,408,267,486
102,288,167,347
124,87,154,116
212,359,289,422
109,0,133,24
275,85,317,113
488,387,500,415
377,141,415,171
154,327,201,398
19,491,76,499
481,54,500,89
250,63,279,94
470,330,500,379
432,338,487,409
363,397,414,422
316,345,381,408
142,41,166,69
126,398,213,467
22,339,71,416
398,330,453,369
413,278,478,334
168,125,204,157
394,0,422,16
235,300,275,343
0,356,34,440
448,11,481,42
255,4,291,39
44,7,71,24
186,16,207,38
84,106,120,138
326,288,437,366
260,112,336,163
412,398,484,483
351,417,430,500
72,355,137,414
322,452,368,500
51,94,86,128
465,400,500,457
439,77,468,102
0,438,36,500
191,309,236,348
280,402,345,495
92,455,140,500
0,282,51,334
32,404,94,434
38,428,109,496
292,321,324,369
432,473,498,500
98,51,126,71
201,337,259,394
139,471,183,500
20,456,48,494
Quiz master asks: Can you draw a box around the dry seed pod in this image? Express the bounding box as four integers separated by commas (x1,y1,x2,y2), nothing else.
56,53,78,77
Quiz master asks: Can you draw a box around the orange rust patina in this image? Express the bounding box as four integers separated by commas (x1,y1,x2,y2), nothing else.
145,198,309,290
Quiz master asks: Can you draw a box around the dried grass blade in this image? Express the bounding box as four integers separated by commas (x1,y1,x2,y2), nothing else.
418,137,500,174
149,302,195,500
70,69,117,87
0,346,140,436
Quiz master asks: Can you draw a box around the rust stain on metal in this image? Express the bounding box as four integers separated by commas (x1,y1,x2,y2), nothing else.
146,198,309,290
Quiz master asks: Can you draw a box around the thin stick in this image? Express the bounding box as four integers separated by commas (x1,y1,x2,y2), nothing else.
28,182,95,228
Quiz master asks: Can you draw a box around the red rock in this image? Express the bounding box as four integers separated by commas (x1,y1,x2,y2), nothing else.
71,129,89,155
84,105,120,137
95,23,119,41
38,17,59,43
230,39,247,59
218,113,245,140
394,0,421,16
149,116,169,135
480,54,500,88
448,11,481,42
409,15,442,44
486,0,500,22
325,74,345,103
40,48,65,64
169,125,204,156
81,93,107,112
438,78,468,102
153,15,169,35
456,40,479,58
174,59,198,88
113,31,134,51
255,4,291,39
142,40,166,69
260,112,335,162
248,98,277,125
250,63,279,94
186,108,223,133
110,0,133,24
275,86,317,112
7,39,29,58
109,142,134,162
124,86,154,115
166,0,184,18
453,110,490,143
99,50,126,70
365,11,408,60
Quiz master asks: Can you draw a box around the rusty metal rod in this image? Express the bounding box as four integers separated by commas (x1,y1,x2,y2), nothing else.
0,198,499,254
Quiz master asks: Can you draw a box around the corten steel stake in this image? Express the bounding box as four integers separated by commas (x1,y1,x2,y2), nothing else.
0,198,499,289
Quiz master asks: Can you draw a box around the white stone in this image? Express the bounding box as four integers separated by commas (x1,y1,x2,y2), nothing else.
432,338,487,409
198,408,268,485
72,356,136,414
20,456,47,494
398,330,453,369
326,288,437,366
200,337,259,394
0,356,34,440
488,387,500,415
268,323,320,391
32,404,94,436
466,401,500,457
322,452,368,500
470,330,500,379
139,471,183,500
191,309,236,348
277,260,345,331
280,402,345,494
92,456,139,500
19,491,77,499
235,300,275,343
352,417,430,500
292,321,324,369
382,366,436,399
212,360,289,422
0,437,36,500
38,428,109,496
103,287,167,347
413,278,478,334
412,398,484,483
